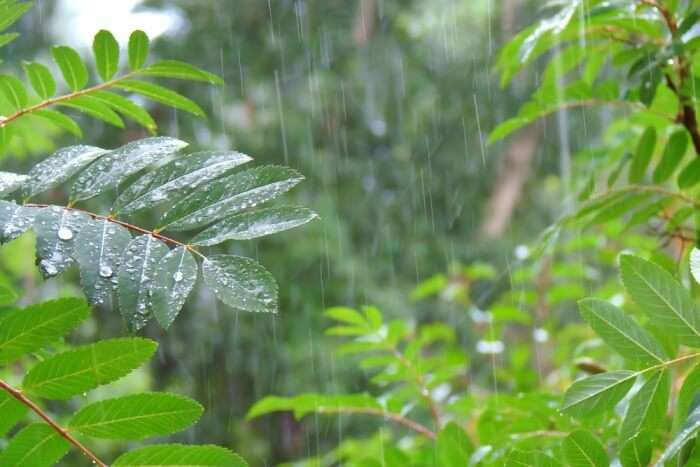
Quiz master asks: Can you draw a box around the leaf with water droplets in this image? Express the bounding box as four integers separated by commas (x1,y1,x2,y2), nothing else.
115,150,251,214
0,201,39,243
118,235,169,330
202,254,278,313
24,145,107,197
71,137,188,202
158,166,304,232
73,218,132,308
151,246,197,329
192,206,318,246
691,247,700,285
0,171,27,197
33,207,90,278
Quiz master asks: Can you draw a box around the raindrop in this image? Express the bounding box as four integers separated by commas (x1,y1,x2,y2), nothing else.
99,265,113,278
174,271,184,282
58,227,74,240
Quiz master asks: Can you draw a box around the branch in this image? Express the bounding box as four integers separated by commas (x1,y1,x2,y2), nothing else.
315,406,436,439
0,378,107,467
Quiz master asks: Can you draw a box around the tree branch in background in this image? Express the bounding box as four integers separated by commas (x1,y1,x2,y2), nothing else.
353,0,376,45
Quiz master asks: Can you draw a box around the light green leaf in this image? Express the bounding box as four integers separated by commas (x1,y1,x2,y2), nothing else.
73,218,132,308
562,370,636,418
0,74,27,108
656,404,700,465
0,201,39,243
71,136,187,202
139,60,223,84
59,94,125,127
24,144,107,197
436,422,474,467
93,29,120,81
0,1,32,32
0,423,70,467
0,171,27,197
620,254,700,347
151,246,198,329
128,30,149,70
33,206,90,277
116,79,205,116
247,393,382,420
0,298,89,365
675,363,700,430
620,370,669,439
653,129,688,183
691,247,700,286
202,254,278,313
117,235,169,330
0,32,19,48
506,450,561,467
0,391,27,437
68,392,203,440
90,90,156,132
619,431,652,467
629,127,656,183
678,158,700,189
23,337,157,399
23,62,56,99
51,45,88,91
578,298,668,366
562,429,609,467
159,166,304,231
113,444,248,467
33,109,82,137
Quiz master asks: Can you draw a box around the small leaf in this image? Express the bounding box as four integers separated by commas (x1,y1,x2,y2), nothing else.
24,144,107,197
117,235,169,330
51,45,89,91
59,94,125,127
0,201,39,243
93,29,120,81
619,431,652,467
620,370,669,439
23,337,157,399
678,158,700,189
653,129,688,183
247,393,382,420
151,246,198,329
68,392,203,440
139,60,223,84
562,370,635,418
0,2,32,32
562,429,609,467
202,254,278,313
0,297,89,365
436,422,474,467
23,62,56,99
33,109,82,136
112,444,248,467
0,171,27,197
128,30,149,70
33,206,90,277
191,206,318,246
116,79,205,116
656,404,700,465
0,424,70,467
90,90,156,132
691,247,700,285
629,127,656,183
0,391,27,437
0,74,27,108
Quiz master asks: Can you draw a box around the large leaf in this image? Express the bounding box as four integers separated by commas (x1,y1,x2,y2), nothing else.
0,201,39,243
33,207,90,277
191,206,318,246
202,255,278,313
93,29,120,81
68,392,203,440
619,431,652,467
562,429,609,467
562,370,636,418
0,297,89,365
24,144,107,197
73,218,132,307
158,165,304,231
51,45,88,91
71,137,187,202
0,423,70,467
0,390,27,437
115,150,251,214
620,254,700,347
117,235,169,330
150,246,198,329
620,370,669,439
0,171,27,197
22,337,157,399
656,404,700,465
578,298,668,366
112,444,248,467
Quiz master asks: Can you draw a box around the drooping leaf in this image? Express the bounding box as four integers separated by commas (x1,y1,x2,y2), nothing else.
629,127,656,183
562,429,609,467
150,246,198,329
0,74,27,109
656,404,700,465
653,129,688,183
191,206,318,246
158,166,304,231
619,431,652,467
128,30,149,70
117,235,169,330
0,201,39,243
0,171,27,197
562,370,636,418
73,218,132,308
116,80,205,116
139,60,223,84
0,391,27,437
23,62,56,99
33,206,90,277
0,297,89,365
0,423,70,467
24,144,107,197
436,422,474,467
620,370,669,439
51,45,88,91
59,94,125,127
33,109,82,137
620,254,700,347
90,90,157,132
68,392,203,440
93,29,120,81
202,254,278,313
112,444,248,467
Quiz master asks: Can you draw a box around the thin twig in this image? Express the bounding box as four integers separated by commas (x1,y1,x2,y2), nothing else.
0,378,108,467
316,406,436,439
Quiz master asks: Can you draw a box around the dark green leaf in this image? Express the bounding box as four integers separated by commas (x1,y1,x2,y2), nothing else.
59,94,125,127
151,246,198,329
678,158,700,189
24,144,107,197
0,391,27,437
620,370,669,439
51,45,88,91
629,127,656,183
653,129,688,183
93,29,120,81
128,30,149,70
33,206,90,277
202,254,278,313
0,201,39,243
657,404,700,464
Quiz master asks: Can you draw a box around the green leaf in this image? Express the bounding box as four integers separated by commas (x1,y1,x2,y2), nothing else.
0,282,17,306
151,246,198,329
0,171,27,197
247,393,382,420
0,74,27,108
112,444,248,467
578,298,668,366
117,235,169,330
115,150,251,214
657,404,700,464
158,166,304,231
22,337,157,399
436,422,474,467
0,390,27,437
507,450,561,467
676,363,700,430
116,79,205,116
0,1,32,32
93,29,120,81
653,129,688,183
0,297,89,365
73,218,132,308
59,94,125,127
33,109,82,137
51,45,89,91
90,90,156,132
33,206,90,277
620,370,669,439
562,370,636,418
678,158,700,189
139,60,223,84
24,144,107,197
0,423,70,467
620,254,700,347
562,429,609,467
0,201,39,243
202,254,278,313
619,431,652,467
191,206,318,246
71,136,187,202
128,30,149,70
23,62,56,99
629,127,656,183
691,247,700,286
0,32,18,48
68,392,203,440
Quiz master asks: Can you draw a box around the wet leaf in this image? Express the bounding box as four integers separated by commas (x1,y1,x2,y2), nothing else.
202,254,278,313
24,144,107,197
151,246,198,329
0,201,39,243
0,171,27,197
33,206,90,277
